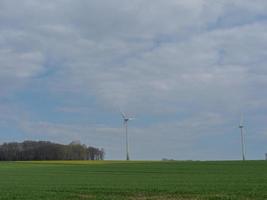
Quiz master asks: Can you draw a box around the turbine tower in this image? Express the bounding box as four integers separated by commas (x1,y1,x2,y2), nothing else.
121,111,134,161
239,115,246,161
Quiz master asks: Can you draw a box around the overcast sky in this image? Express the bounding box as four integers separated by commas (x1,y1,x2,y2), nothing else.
0,0,267,160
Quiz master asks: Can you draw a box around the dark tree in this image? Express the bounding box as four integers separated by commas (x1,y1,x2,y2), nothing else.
0,141,105,161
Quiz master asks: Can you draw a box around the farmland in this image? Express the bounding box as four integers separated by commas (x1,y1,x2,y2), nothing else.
0,161,267,200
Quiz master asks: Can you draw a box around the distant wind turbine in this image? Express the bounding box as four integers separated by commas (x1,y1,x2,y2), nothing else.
120,111,135,161
239,115,246,161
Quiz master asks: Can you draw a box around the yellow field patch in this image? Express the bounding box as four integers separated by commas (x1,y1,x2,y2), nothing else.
15,160,157,165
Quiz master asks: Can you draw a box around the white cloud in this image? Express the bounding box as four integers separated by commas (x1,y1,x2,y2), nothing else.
0,49,44,78
1,0,267,112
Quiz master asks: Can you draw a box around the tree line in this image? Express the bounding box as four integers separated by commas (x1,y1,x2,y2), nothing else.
0,141,105,161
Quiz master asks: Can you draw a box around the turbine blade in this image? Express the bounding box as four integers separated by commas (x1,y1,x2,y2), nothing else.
240,114,244,126
120,110,127,119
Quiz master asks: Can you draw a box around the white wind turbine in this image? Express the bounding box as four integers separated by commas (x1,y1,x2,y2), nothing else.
121,111,135,161
239,115,246,161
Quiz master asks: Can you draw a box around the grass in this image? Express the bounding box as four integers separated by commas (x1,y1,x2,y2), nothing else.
0,160,267,199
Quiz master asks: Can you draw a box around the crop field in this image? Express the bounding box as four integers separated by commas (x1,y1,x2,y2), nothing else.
0,160,267,200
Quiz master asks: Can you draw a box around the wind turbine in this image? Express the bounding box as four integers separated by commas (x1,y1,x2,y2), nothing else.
239,115,246,161
121,111,134,161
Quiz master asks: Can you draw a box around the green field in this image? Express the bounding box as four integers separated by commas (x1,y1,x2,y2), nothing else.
1,160,267,200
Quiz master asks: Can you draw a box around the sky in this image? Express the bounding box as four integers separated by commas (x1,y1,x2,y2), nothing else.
0,0,267,160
